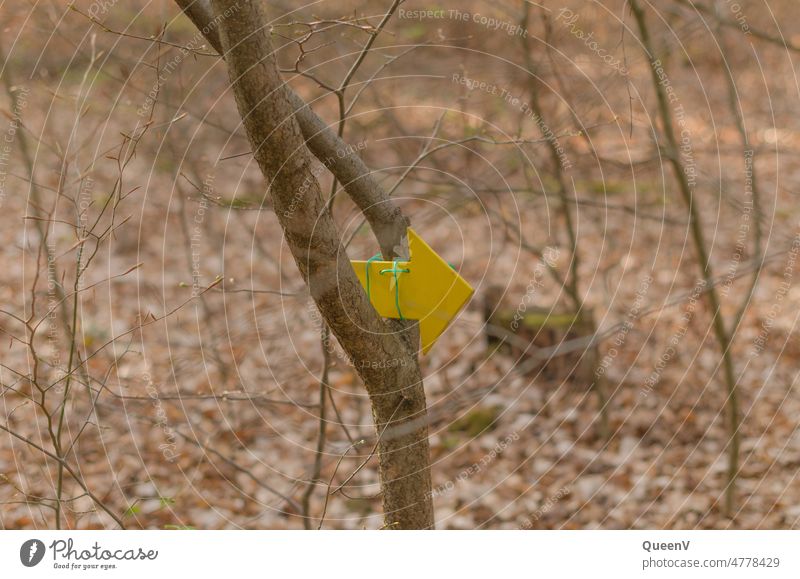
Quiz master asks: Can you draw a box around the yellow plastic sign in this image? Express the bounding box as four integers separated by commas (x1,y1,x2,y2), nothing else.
351,228,474,354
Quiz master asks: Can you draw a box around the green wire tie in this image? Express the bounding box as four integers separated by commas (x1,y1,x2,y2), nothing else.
364,253,410,320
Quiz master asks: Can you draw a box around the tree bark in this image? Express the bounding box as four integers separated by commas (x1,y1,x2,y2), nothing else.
175,0,409,259
204,0,433,528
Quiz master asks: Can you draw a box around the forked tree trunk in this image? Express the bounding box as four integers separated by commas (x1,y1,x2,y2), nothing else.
204,0,433,528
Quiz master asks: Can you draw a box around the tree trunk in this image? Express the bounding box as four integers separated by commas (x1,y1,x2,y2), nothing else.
207,0,433,528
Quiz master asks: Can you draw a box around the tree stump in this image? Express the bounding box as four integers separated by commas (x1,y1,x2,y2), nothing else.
482,285,597,384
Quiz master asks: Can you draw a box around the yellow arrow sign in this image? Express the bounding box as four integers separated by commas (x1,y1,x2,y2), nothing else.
351,228,474,354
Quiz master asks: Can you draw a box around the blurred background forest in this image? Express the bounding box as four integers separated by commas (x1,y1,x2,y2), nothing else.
2,0,800,529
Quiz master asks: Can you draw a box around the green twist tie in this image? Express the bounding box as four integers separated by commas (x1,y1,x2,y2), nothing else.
364,253,410,320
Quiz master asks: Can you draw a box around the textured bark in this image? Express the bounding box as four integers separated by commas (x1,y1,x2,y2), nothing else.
175,0,409,259
205,0,433,528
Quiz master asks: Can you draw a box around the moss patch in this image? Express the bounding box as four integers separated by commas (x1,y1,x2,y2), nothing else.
449,406,502,438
